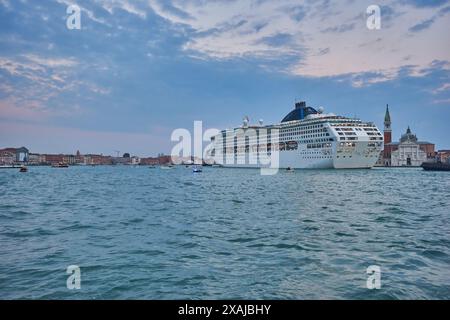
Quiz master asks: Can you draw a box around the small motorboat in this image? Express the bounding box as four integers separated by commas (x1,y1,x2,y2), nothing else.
192,165,202,173
19,166,28,172
52,162,69,168
148,165,156,169
160,165,174,170
286,167,295,172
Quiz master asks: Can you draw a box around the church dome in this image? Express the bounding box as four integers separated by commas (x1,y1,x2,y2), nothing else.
400,126,418,143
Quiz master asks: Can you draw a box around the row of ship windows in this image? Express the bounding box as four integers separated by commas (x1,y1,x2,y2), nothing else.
219,125,379,140
368,142,383,147
307,143,332,149
282,124,325,131
282,133,330,138
338,136,383,141
302,156,333,159
365,132,382,136
330,123,362,127
335,128,354,131
337,132,356,135
339,142,357,147
333,126,378,131
301,150,330,154
282,127,327,135
298,138,335,144
336,130,381,136
220,141,299,154
219,145,337,154
222,137,335,147
218,142,335,155
221,136,371,150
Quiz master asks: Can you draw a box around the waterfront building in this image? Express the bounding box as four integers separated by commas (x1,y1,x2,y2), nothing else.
42,154,65,165
75,150,84,164
140,155,172,165
390,127,432,166
140,157,159,165
437,150,450,163
380,105,435,167
0,149,15,165
0,147,29,163
28,153,46,165
63,154,77,165
84,154,113,165
111,156,131,165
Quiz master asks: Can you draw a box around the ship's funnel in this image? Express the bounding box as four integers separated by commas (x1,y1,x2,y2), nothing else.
295,101,306,109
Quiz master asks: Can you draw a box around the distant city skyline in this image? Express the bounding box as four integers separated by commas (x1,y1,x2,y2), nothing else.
1,0,449,156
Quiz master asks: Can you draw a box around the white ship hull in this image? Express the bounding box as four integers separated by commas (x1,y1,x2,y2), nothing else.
216,141,380,169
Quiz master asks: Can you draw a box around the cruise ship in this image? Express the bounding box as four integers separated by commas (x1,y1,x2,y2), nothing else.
209,101,383,169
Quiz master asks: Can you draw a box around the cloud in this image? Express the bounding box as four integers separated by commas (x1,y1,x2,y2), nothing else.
147,0,450,85
322,23,356,34
0,54,110,117
432,98,450,104
0,55,76,94
55,0,109,26
409,4,450,32
94,0,148,19
258,33,294,47
0,0,11,10
403,0,449,8
22,55,77,68
431,83,450,94
409,18,435,32
150,0,193,21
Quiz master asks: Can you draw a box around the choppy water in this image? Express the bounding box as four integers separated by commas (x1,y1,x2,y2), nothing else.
0,166,449,299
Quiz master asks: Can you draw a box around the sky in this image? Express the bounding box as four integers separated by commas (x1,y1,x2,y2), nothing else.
0,0,449,156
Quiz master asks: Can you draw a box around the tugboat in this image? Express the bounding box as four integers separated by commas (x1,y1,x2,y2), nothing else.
19,166,28,172
421,160,450,171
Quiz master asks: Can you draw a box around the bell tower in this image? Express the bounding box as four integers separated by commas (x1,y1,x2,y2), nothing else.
383,104,392,164
384,104,392,144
